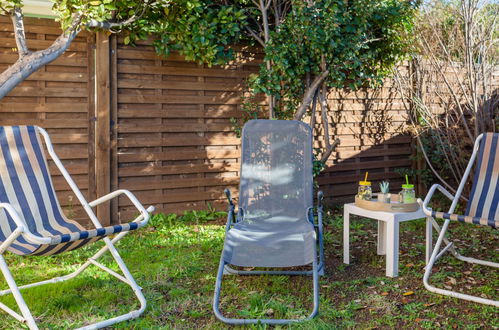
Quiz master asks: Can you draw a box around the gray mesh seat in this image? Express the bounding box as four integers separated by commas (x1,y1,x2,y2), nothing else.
223,215,315,267
213,120,325,325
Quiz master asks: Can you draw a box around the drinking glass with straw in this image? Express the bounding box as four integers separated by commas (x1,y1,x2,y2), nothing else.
399,174,415,203
358,172,372,200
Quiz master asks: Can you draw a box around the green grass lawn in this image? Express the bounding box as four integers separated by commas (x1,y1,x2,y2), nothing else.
0,207,497,329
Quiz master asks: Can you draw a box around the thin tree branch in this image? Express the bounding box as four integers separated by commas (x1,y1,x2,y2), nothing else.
310,89,318,132
416,135,462,198
245,26,265,48
294,70,329,120
12,6,29,56
86,0,153,32
0,18,81,98
421,36,474,142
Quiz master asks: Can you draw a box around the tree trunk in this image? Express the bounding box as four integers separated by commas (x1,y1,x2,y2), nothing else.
0,31,79,99
293,70,329,121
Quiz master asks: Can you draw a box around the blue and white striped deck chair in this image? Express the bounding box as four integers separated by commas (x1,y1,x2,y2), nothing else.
213,120,325,325
0,126,154,329
420,133,498,307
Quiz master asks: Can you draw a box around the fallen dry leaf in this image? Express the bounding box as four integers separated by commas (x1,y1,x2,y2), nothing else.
403,291,414,296
381,292,389,296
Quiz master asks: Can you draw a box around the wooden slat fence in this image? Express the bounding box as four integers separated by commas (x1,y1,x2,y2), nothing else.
112,38,263,220
0,17,418,224
0,16,97,225
317,69,413,205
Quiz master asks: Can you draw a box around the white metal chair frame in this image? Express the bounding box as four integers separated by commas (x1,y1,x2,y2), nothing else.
0,127,154,329
419,133,498,307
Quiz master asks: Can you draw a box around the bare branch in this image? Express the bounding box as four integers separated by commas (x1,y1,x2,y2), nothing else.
416,135,460,198
86,0,151,32
318,90,339,163
264,0,272,11
0,4,10,16
421,35,474,141
309,89,318,132
294,70,329,120
245,26,265,48
0,26,80,98
259,0,270,43
12,6,29,56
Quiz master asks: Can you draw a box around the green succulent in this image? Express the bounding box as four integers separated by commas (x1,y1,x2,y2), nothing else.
379,181,390,194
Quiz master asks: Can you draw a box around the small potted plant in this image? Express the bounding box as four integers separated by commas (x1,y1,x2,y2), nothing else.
378,181,390,203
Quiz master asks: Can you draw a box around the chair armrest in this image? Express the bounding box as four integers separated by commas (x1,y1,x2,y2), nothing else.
418,184,455,217
317,191,324,208
47,219,148,245
0,203,51,244
88,189,154,226
224,188,237,227
315,191,324,228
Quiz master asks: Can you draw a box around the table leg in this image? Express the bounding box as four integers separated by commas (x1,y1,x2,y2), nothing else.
377,221,386,255
425,217,432,264
343,208,350,264
386,218,399,277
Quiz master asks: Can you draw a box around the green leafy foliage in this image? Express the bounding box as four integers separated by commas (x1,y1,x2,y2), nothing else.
247,0,417,119
0,0,23,12
125,0,247,65
1,0,246,66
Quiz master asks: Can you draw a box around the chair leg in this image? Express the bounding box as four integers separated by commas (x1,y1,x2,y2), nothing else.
76,237,147,330
0,255,39,330
424,219,499,307
0,233,147,329
429,217,499,268
213,250,320,324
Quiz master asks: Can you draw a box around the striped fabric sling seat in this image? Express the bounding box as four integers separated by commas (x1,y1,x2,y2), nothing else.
420,132,499,307
0,126,143,256
430,133,499,229
0,125,153,330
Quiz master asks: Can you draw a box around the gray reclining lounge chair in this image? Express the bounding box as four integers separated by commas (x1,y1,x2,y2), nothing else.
213,119,325,325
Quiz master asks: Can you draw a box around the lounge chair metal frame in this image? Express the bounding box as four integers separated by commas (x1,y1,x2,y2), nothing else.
0,126,154,329
212,188,324,325
420,133,498,307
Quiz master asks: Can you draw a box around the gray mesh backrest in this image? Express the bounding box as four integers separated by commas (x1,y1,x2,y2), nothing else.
239,120,313,221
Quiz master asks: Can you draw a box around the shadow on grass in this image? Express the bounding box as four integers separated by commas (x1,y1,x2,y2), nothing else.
0,210,497,328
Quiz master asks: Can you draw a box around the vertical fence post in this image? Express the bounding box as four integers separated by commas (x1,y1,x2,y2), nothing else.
87,33,97,206
95,32,111,225
109,35,119,224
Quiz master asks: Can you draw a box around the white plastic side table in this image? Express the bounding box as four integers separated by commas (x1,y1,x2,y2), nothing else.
343,203,431,277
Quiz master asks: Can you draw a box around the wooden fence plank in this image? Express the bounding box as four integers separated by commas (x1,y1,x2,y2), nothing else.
95,32,111,225
0,17,95,223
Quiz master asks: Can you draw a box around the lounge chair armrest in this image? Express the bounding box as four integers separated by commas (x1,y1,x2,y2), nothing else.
46,220,148,245
88,189,154,226
0,203,51,245
224,188,235,208
317,191,324,208
418,184,455,217
223,188,237,226
315,191,324,228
